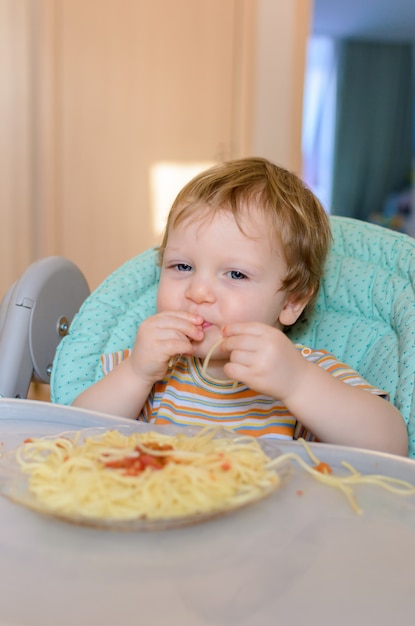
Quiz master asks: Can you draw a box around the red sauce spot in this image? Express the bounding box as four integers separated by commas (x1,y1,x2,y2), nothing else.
221,461,232,471
313,461,332,475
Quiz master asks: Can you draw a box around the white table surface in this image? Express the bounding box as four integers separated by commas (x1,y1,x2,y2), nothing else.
1,398,415,626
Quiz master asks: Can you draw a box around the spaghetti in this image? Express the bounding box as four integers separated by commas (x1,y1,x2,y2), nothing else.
201,337,237,387
271,439,415,515
10,428,415,524
15,427,283,522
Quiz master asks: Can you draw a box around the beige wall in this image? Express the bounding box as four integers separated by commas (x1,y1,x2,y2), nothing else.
0,0,312,295
252,0,312,174
0,1,34,287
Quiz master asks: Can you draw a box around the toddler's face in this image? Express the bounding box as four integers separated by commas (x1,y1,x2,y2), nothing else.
157,207,301,360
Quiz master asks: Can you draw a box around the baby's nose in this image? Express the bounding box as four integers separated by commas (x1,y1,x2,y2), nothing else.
186,277,215,303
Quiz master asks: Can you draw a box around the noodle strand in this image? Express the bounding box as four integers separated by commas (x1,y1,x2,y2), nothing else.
268,439,415,515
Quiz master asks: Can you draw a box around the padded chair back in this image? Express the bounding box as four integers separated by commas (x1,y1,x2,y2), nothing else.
0,257,90,399
51,217,415,457
288,217,415,452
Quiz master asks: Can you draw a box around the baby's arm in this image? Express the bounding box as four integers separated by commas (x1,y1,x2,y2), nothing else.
222,322,408,456
72,312,203,418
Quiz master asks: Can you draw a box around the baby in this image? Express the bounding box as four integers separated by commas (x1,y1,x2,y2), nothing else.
73,157,408,455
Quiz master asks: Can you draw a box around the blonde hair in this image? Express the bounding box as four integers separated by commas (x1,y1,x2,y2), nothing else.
159,157,332,317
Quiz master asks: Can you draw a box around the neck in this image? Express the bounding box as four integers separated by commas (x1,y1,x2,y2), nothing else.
196,357,236,386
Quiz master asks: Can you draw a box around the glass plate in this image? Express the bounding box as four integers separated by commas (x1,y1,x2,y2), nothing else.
0,425,292,531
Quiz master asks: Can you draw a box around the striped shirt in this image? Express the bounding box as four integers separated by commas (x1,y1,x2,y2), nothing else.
101,344,388,441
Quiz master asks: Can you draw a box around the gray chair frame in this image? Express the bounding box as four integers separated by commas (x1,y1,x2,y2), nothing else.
0,257,89,399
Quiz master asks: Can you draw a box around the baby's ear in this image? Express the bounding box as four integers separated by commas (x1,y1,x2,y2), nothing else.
278,292,311,327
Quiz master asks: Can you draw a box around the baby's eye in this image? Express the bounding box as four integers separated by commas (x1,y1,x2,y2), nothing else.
227,270,247,280
176,263,192,272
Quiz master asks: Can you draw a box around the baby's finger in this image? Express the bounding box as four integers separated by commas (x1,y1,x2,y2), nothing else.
154,312,204,340
222,321,268,339
222,333,257,354
227,348,254,367
156,311,202,329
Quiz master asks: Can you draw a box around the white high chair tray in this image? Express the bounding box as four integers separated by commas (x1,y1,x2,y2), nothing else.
0,398,414,626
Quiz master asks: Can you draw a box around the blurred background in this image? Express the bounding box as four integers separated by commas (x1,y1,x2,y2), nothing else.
1,0,414,297
305,0,415,236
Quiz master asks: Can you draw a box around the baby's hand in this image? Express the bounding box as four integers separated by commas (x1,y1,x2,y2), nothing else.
130,311,203,385
221,322,307,401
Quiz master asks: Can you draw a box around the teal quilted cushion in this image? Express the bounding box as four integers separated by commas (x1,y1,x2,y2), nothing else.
51,247,159,404
289,217,415,455
51,216,415,457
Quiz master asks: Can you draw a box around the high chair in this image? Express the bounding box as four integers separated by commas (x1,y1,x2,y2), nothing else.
2,217,415,456
51,216,415,456
0,257,90,399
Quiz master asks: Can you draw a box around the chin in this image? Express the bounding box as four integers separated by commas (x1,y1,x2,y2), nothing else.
190,337,213,359
191,345,209,360
195,336,225,362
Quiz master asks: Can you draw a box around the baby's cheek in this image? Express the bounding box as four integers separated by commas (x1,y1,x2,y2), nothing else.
156,283,177,313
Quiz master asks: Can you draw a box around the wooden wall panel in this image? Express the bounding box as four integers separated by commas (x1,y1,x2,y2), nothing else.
0,0,34,296
56,0,247,289
0,0,311,296
252,0,312,174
